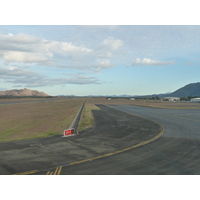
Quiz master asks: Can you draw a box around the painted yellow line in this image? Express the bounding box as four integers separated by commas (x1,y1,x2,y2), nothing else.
53,167,59,175
13,170,38,175
13,126,164,175
57,166,62,175
46,166,62,175
69,124,164,166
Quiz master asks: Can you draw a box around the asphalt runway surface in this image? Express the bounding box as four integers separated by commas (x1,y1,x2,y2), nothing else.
0,104,200,175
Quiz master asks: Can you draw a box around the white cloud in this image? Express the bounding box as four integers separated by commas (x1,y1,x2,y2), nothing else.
0,33,92,65
52,59,113,72
132,58,174,66
3,51,51,63
0,67,101,87
0,33,123,72
93,60,113,72
100,37,123,50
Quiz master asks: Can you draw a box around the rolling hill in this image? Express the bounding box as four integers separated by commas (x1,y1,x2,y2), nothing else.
0,88,49,97
167,82,200,97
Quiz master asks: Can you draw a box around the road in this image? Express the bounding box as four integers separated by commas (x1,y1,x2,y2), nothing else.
0,104,200,175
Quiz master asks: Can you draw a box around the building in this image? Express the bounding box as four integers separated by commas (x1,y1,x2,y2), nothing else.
163,97,180,102
190,97,200,103
130,98,135,100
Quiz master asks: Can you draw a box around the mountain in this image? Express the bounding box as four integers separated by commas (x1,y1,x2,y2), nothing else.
167,82,200,97
0,88,49,97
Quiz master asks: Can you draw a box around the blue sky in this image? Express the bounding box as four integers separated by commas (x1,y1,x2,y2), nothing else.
0,8,200,96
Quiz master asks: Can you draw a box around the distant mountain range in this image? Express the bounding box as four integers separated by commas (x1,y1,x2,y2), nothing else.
0,88,49,97
5,82,198,98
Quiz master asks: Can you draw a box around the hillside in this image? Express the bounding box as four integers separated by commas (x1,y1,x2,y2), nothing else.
168,82,200,97
0,88,49,97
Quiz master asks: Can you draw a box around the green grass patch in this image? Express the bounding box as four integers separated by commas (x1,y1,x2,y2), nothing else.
78,102,100,131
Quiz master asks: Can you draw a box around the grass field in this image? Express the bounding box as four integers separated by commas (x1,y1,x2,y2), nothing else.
0,98,85,142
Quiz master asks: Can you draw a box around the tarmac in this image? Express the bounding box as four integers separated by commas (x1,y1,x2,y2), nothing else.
1,104,199,175
0,104,162,175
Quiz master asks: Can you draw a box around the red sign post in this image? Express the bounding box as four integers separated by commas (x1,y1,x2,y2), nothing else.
63,129,74,137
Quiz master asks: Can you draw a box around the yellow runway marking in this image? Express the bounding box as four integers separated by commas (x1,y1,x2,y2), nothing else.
57,166,62,175
53,167,59,175
13,170,38,175
69,124,164,166
46,166,62,175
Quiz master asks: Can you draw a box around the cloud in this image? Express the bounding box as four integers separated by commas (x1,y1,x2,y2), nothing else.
0,33,123,72
89,37,124,61
50,59,113,72
93,60,113,72
186,62,196,65
0,66,43,78
131,58,174,66
0,33,92,65
0,67,101,87
3,51,51,63
100,37,123,50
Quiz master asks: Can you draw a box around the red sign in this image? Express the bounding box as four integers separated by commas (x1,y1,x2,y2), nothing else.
64,129,74,136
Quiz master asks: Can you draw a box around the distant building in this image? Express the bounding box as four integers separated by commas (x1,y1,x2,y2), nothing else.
130,98,135,100
190,97,200,102
163,97,180,102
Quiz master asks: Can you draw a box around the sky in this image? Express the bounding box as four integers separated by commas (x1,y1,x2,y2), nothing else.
0,3,200,96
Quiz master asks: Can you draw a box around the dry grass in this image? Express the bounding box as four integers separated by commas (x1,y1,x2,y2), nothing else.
0,98,85,142
78,101,100,131
0,97,60,102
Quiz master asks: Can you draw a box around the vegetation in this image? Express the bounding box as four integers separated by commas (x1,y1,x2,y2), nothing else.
78,102,100,131
0,98,85,142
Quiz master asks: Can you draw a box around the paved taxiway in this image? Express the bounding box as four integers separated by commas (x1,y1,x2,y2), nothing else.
58,104,200,175
1,104,200,175
108,104,200,140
